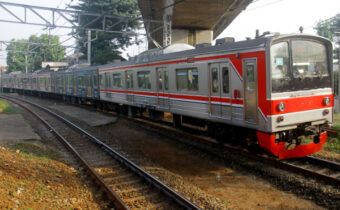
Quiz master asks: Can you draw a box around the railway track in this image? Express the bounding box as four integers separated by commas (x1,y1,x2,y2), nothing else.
0,95,200,210
117,112,340,188
322,127,339,137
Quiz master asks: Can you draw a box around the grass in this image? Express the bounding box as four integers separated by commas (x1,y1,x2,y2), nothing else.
325,112,340,154
9,141,61,161
332,112,340,130
323,137,340,154
0,100,21,114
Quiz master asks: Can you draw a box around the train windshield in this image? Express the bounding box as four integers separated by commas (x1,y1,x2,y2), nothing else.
271,40,331,93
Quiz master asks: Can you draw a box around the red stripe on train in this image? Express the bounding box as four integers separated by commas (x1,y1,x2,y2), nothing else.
100,89,245,104
270,94,333,115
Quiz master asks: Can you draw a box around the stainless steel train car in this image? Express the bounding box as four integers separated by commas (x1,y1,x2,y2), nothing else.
1,33,333,159
98,33,333,159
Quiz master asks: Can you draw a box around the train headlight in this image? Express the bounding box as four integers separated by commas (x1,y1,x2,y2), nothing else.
323,97,330,106
277,102,286,112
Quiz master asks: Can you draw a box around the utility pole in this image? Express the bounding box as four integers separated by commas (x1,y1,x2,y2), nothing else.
87,30,91,65
25,54,28,73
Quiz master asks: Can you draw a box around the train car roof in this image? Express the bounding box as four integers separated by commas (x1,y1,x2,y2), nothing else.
98,37,269,70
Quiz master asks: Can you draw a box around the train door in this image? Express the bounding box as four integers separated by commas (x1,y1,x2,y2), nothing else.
156,67,170,111
209,63,231,119
243,59,258,124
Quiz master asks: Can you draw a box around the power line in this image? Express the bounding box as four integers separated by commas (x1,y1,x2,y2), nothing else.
246,0,285,11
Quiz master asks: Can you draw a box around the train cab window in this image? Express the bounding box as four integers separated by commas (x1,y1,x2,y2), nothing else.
112,73,122,88
211,67,218,93
126,71,134,89
271,42,290,93
271,40,330,92
176,68,198,91
222,67,229,94
271,42,290,80
137,71,151,89
292,40,328,78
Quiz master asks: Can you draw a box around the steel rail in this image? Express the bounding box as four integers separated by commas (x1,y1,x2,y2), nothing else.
0,95,129,210
304,156,340,171
1,95,201,210
322,127,339,137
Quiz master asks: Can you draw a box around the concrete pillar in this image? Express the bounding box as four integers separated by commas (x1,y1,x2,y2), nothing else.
171,29,213,46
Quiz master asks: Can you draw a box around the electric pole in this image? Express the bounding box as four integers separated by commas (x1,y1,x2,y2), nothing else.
87,30,91,65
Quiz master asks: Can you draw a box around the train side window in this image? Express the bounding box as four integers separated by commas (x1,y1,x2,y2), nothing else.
79,76,85,86
222,67,229,94
112,73,122,88
137,71,151,89
158,71,163,90
87,75,91,87
68,76,72,86
93,75,98,87
211,67,219,93
176,68,198,91
99,75,103,86
164,71,168,90
126,71,134,89
56,77,61,86
104,73,111,88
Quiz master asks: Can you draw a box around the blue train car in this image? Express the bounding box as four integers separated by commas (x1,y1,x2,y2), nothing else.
74,66,99,103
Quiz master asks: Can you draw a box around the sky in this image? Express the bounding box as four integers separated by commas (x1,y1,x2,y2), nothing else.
0,0,338,66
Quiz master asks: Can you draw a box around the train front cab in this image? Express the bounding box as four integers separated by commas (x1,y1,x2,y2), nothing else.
256,34,333,159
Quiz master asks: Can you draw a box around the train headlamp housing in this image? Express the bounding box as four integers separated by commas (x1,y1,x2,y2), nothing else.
323,97,330,106
277,102,286,112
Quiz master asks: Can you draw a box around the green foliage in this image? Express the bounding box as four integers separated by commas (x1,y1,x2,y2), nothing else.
314,14,340,61
315,14,340,41
323,138,340,154
10,141,61,161
6,34,65,73
0,100,21,114
72,0,141,64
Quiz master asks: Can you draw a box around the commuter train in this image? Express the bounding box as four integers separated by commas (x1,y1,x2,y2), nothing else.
1,33,333,159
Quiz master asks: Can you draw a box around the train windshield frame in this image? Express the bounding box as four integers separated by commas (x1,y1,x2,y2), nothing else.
270,39,331,93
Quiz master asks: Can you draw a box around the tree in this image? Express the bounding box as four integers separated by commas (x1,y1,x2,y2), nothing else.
314,14,340,61
6,34,65,73
315,14,340,95
71,0,141,65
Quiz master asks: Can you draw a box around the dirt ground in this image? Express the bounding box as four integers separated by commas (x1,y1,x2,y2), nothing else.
0,141,108,209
